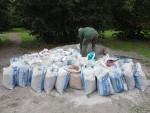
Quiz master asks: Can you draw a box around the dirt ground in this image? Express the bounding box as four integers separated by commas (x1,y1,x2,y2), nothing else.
0,33,150,113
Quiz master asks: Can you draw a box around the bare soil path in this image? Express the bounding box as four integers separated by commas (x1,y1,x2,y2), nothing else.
0,32,150,113
0,32,24,68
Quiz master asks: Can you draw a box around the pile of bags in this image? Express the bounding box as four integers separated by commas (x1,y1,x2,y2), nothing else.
3,48,147,96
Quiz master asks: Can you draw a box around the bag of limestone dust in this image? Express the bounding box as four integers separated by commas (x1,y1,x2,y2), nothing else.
55,68,70,94
3,66,16,89
134,63,146,91
109,64,124,93
96,67,114,96
44,67,57,93
67,65,82,90
18,63,29,87
81,66,96,95
121,62,135,90
31,66,45,92
27,63,41,86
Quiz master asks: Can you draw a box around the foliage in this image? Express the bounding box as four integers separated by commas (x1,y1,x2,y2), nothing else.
0,0,10,32
111,0,150,40
15,0,114,43
100,30,150,58
1,0,150,41
8,0,23,28
11,28,60,49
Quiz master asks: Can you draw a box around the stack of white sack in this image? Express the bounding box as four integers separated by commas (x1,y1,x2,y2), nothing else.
2,48,147,96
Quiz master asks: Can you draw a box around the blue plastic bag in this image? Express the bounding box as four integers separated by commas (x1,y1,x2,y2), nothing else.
87,51,95,61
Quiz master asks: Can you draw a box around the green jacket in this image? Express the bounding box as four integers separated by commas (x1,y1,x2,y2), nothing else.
78,27,98,40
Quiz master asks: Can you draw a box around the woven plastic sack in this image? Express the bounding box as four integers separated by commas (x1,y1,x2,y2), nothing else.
27,63,41,86
63,50,72,56
3,66,16,89
81,67,96,95
119,58,133,64
134,63,146,91
44,67,57,93
121,62,135,90
18,63,29,87
96,67,114,96
109,64,124,93
10,59,23,86
67,65,82,90
62,56,76,66
55,68,70,94
31,66,45,92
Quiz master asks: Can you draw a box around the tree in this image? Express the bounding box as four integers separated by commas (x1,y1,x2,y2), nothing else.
16,0,114,43
0,0,10,32
111,0,150,40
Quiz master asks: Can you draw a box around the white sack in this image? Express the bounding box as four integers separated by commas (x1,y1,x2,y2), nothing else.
27,63,42,86
134,63,146,91
18,63,29,87
109,64,125,93
96,67,114,96
81,67,96,95
31,66,45,92
44,67,57,93
122,62,135,90
3,66,15,89
55,68,70,94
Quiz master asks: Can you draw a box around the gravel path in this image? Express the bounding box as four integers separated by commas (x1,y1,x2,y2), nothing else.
0,33,150,113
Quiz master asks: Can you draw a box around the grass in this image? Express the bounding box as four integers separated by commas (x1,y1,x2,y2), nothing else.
10,28,59,50
103,30,119,39
99,30,150,58
0,33,11,45
1,28,150,58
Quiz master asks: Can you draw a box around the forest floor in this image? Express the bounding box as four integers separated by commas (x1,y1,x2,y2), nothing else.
0,30,150,113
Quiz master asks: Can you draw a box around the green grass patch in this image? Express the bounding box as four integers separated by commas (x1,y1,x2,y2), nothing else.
8,28,27,33
99,30,150,58
101,38,150,58
0,33,11,45
18,29,42,49
12,28,59,50
103,30,119,39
